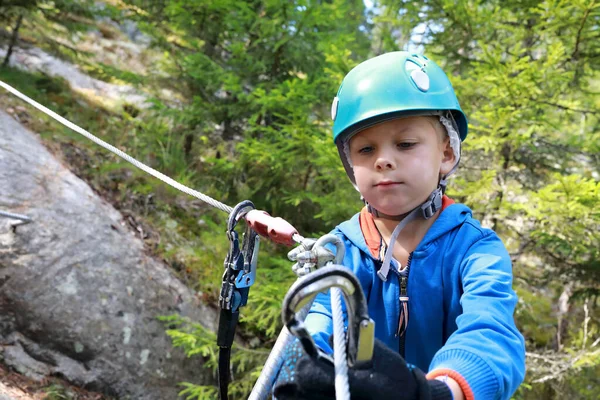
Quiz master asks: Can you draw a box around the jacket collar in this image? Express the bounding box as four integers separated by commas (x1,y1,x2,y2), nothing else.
337,196,470,260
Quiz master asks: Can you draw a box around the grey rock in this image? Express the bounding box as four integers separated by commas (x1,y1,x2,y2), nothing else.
0,46,149,108
0,110,218,399
3,338,52,382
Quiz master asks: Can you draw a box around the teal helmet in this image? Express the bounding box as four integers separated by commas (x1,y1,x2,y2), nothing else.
330,52,469,281
331,51,468,145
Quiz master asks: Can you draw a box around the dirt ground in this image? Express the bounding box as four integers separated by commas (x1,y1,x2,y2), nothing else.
0,362,109,400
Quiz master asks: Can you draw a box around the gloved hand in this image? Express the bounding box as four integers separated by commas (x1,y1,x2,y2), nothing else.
273,338,452,400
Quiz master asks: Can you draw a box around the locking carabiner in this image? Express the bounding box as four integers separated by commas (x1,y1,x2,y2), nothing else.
220,200,259,310
218,200,260,400
282,264,375,369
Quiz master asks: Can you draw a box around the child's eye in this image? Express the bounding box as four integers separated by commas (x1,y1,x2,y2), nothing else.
358,146,374,154
397,142,416,149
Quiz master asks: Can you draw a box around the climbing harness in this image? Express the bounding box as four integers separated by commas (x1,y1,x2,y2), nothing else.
249,234,371,400
247,236,329,399
0,80,361,400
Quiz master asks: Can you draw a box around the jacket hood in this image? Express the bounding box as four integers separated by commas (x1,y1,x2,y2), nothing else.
336,203,473,260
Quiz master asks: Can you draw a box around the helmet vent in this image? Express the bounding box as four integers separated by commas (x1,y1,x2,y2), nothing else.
405,59,420,71
331,96,339,120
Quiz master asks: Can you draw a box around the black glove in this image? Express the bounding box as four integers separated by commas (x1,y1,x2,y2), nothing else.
273,338,452,400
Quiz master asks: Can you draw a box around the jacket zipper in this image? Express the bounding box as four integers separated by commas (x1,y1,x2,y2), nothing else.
393,252,412,358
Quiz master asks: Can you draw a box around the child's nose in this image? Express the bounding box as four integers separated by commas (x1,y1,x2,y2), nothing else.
374,154,396,170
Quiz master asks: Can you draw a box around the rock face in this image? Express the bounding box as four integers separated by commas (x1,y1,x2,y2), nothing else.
0,110,217,399
0,46,149,108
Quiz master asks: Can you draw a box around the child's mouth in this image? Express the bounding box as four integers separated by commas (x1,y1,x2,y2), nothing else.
375,181,402,187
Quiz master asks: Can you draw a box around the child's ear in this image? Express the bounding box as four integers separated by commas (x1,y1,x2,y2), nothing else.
439,137,456,175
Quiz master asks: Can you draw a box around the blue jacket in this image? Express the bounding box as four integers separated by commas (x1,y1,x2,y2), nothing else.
304,203,526,400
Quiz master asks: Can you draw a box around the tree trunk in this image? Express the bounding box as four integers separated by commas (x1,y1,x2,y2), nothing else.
491,143,511,232
184,132,194,160
556,283,573,351
2,13,24,68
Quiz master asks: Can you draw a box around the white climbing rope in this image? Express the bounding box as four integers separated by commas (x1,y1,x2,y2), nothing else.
331,287,351,400
0,80,233,214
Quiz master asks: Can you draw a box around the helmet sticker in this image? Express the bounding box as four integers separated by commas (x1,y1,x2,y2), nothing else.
405,58,430,92
331,96,339,121
410,69,430,92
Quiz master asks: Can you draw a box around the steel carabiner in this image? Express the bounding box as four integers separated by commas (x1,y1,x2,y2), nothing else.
218,200,261,400
282,263,375,368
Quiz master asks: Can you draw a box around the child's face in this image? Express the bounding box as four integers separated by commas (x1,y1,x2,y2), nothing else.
349,116,455,217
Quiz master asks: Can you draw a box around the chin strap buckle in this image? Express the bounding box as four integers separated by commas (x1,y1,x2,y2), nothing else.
420,186,443,220
375,183,446,282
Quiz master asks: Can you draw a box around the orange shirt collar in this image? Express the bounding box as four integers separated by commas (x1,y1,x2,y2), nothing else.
359,195,455,259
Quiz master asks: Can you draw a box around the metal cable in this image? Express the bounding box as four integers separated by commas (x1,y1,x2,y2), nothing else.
331,287,350,400
0,209,32,223
0,81,307,246
0,80,233,214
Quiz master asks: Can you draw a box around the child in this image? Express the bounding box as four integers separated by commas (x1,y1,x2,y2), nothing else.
274,52,526,400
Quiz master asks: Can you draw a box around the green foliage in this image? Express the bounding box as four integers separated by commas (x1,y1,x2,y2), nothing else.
3,0,600,397
43,383,71,400
0,67,121,144
117,0,371,234
1,0,102,59
515,287,556,348
372,0,600,396
82,62,146,86
0,0,37,23
523,175,600,280
240,253,297,337
159,314,269,400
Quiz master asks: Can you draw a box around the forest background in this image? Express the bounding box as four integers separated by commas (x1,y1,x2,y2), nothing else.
1,0,599,399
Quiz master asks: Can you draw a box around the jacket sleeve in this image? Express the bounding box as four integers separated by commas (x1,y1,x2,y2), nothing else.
428,229,526,400
302,231,373,354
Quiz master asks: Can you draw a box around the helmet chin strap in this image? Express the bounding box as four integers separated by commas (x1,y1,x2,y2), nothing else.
371,177,447,281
